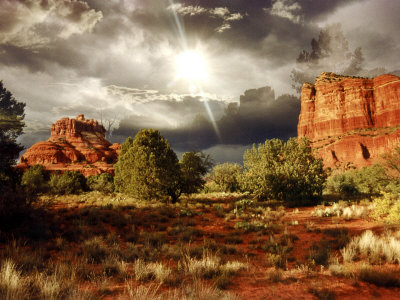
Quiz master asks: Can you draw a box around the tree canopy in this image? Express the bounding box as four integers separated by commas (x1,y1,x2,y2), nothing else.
241,137,327,204
114,129,181,201
0,80,25,188
180,151,213,194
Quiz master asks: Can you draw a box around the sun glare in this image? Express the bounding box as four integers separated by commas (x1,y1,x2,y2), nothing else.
176,50,207,82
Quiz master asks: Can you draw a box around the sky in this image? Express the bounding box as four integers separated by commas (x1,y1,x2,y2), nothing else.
1,0,399,163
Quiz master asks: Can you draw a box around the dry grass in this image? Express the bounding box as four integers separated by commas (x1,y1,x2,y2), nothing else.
341,230,400,264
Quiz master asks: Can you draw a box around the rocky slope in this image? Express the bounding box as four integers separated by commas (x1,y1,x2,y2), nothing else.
298,72,400,168
18,114,121,176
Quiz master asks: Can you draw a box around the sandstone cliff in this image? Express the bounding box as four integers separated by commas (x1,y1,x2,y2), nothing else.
298,72,400,168
18,114,121,176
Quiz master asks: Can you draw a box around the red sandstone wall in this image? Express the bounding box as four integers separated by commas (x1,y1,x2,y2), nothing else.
298,72,400,168
18,114,121,176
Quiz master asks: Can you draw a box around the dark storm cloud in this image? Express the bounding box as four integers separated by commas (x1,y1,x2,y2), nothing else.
0,0,102,48
113,85,300,151
2,0,399,164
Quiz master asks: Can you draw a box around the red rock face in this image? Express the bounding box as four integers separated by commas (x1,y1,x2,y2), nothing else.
18,114,121,176
298,72,400,168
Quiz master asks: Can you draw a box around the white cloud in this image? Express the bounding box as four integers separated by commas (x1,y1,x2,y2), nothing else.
269,0,302,24
0,0,102,48
167,3,243,33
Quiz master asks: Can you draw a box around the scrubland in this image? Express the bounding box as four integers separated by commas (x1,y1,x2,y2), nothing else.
1,190,400,300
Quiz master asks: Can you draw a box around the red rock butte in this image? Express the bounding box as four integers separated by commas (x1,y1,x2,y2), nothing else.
18,114,121,176
298,72,400,168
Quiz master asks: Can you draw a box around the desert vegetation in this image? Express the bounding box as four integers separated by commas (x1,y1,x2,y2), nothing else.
2,82,400,299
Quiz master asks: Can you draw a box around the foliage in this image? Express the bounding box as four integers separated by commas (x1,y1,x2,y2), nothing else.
0,81,25,192
180,151,213,194
326,173,359,196
114,129,182,202
241,137,326,204
21,165,49,195
49,171,86,195
382,146,400,178
0,81,29,222
87,172,114,194
210,163,242,193
326,164,390,195
290,23,364,93
372,192,400,224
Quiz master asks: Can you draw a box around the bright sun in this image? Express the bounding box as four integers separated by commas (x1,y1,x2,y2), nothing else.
176,50,207,82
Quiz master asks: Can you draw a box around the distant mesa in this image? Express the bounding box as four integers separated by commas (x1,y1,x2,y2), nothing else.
298,72,400,168
17,114,121,176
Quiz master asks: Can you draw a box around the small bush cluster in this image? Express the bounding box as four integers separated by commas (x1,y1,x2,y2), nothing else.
340,230,400,264
372,192,400,224
312,203,369,219
49,171,87,195
325,164,392,196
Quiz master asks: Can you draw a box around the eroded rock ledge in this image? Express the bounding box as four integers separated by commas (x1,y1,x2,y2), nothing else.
18,114,121,176
298,72,400,168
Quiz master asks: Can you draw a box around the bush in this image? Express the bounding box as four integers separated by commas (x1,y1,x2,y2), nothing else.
210,163,242,193
87,173,114,193
373,192,400,224
114,130,181,202
241,137,326,204
326,164,390,195
326,173,359,195
49,171,86,195
21,165,49,195
180,151,213,194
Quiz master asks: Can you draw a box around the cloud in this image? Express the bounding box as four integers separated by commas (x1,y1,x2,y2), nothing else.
113,84,300,151
167,3,244,33
0,0,102,48
269,0,302,24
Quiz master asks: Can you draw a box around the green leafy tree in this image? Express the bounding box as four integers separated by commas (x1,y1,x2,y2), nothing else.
241,137,326,204
179,151,213,194
49,171,86,195
21,165,49,195
114,129,182,202
211,163,242,192
0,80,25,189
87,172,114,194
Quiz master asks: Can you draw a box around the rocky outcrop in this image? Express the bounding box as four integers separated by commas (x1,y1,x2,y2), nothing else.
18,114,121,176
298,72,400,168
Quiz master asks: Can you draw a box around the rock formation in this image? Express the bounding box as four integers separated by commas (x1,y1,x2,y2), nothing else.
18,114,121,176
298,72,400,168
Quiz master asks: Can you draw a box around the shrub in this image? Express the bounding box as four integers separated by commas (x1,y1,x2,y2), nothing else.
358,264,400,287
372,192,400,224
87,173,114,193
210,163,242,193
21,165,49,195
326,164,390,195
326,173,359,195
180,151,213,194
49,171,86,195
241,137,326,204
114,130,181,202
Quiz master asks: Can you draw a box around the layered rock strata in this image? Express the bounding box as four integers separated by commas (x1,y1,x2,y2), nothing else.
18,114,121,176
298,72,400,168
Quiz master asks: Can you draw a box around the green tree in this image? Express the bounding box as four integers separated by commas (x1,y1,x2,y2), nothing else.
211,163,242,192
180,151,213,194
21,165,49,195
241,137,326,204
0,80,25,189
114,129,182,202
87,172,114,194
49,171,86,195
